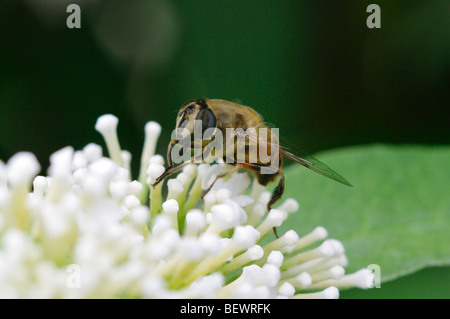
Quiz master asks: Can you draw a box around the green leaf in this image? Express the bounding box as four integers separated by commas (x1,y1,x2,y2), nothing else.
340,266,450,299
280,144,450,283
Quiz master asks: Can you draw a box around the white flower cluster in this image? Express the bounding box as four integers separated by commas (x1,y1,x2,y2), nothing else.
0,114,373,298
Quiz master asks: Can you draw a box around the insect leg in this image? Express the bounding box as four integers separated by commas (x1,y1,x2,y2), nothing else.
200,165,241,199
267,171,284,238
166,140,176,168
151,161,190,188
152,140,215,188
235,162,284,237
246,164,284,238
151,139,178,188
267,170,285,212
235,162,284,212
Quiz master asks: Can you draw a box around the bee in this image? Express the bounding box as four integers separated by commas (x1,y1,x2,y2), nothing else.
152,98,351,226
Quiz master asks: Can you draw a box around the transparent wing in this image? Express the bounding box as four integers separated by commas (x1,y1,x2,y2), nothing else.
279,147,352,186
245,123,352,186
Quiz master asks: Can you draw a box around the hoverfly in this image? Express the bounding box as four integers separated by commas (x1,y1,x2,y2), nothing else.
152,98,351,223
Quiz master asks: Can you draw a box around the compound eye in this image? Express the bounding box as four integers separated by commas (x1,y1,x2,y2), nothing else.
196,108,217,137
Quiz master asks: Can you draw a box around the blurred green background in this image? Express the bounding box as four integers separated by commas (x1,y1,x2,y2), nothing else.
0,0,448,298
1,0,448,172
